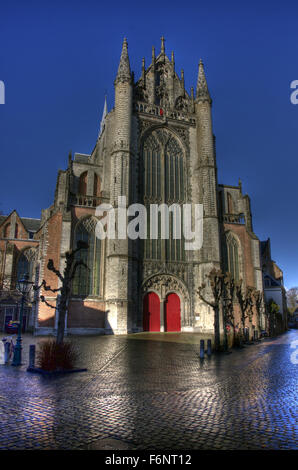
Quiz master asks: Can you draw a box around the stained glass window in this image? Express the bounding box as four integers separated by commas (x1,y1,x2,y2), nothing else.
225,234,240,280
72,217,101,296
142,130,185,261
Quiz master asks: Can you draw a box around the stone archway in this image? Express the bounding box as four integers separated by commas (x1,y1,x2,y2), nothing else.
141,273,190,332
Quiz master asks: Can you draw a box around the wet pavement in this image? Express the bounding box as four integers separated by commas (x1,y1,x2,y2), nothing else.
0,330,297,450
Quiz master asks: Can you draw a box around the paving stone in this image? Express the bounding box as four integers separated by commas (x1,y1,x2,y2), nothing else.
0,331,297,449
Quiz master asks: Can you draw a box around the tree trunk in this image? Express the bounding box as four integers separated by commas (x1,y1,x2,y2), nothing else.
214,306,220,351
224,327,228,351
233,327,236,347
56,297,67,344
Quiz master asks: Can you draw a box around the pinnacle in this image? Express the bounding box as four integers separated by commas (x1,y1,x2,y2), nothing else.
115,37,131,84
98,96,108,138
161,36,165,54
196,59,211,103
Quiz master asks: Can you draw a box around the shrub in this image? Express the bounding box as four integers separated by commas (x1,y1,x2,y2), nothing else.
37,340,78,371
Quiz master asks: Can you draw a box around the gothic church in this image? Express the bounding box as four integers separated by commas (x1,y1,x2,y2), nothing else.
0,38,264,337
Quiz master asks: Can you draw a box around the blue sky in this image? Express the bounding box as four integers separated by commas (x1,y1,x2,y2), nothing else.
0,0,297,287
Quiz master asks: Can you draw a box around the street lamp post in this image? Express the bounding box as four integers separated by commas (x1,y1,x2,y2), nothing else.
11,273,33,367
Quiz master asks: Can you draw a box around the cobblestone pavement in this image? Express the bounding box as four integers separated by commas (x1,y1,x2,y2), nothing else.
0,330,297,450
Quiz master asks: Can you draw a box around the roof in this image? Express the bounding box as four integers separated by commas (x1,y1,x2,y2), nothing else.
0,214,40,232
74,153,91,163
21,217,41,232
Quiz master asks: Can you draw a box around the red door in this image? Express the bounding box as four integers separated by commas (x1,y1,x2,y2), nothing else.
143,292,160,332
164,293,181,332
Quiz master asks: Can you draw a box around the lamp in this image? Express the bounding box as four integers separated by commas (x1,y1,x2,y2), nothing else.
11,273,33,366
17,274,33,296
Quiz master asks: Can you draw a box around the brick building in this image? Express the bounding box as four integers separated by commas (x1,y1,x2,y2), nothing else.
0,38,274,339
261,238,288,331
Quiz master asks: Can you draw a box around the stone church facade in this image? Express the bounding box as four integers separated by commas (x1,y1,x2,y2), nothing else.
0,38,265,338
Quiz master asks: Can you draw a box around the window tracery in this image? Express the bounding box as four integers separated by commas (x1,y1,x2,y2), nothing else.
72,217,101,296
142,129,185,262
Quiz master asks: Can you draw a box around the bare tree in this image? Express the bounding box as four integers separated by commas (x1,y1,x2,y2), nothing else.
286,287,298,314
223,273,236,348
266,299,280,336
34,241,88,344
197,268,224,351
246,286,256,341
254,290,264,332
235,280,255,341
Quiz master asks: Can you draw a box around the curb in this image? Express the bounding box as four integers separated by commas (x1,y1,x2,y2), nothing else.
26,367,87,376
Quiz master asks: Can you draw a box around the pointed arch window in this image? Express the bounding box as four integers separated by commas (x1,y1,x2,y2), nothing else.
72,217,101,297
79,171,88,196
3,223,10,238
93,173,101,197
142,129,185,262
227,192,234,214
224,233,240,280
14,223,19,239
17,248,35,282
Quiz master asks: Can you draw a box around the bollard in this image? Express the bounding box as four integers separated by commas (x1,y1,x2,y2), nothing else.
4,342,10,363
207,339,212,356
0,341,5,365
29,345,36,369
200,339,205,359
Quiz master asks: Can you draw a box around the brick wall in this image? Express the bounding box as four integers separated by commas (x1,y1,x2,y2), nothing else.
67,300,106,328
38,211,63,327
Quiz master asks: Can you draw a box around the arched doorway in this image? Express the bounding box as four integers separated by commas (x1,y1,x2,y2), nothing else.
143,292,160,332
164,293,181,332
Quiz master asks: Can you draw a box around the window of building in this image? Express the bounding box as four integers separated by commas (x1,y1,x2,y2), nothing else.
79,171,88,195
17,250,34,282
227,192,234,214
72,217,101,296
3,223,10,238
14,223,19,239
93,173,101,197
224,233,240,280
142,130,185,261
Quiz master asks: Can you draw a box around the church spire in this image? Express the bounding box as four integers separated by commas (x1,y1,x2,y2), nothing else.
161,36,165,54
99,95,107,138
115,37,131,84
171,51,175,73
142,57,146,86
181,69,185,94
196,59,211,103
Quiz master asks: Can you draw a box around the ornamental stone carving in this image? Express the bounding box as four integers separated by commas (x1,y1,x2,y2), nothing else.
175,95,190,113
22,247,37,262
138,118,155,138
171,125,190,149
81,216,98,233
141,273,189,300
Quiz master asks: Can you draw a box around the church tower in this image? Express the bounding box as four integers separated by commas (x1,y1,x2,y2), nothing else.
193,60,222,331
104,38,136,334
